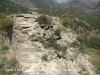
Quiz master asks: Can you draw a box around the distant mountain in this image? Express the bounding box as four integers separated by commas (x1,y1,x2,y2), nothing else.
10,0,58,9
9,0,100,20
10,0,36,10
89,2,100,19
10,0,100,11
61,0,99,10
0,0,28,14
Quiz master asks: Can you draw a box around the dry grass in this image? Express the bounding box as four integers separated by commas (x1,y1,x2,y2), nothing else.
86,49,100,73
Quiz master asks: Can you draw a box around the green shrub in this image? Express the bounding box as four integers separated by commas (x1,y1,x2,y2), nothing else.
77,36,86,43
62,17,70,27
0,45,9,53
30,34,36,37
7,58,17,69
36,14,52,25
36,36,45,44
42,54,48,61
71,40,80,47
45,37,67,52
0,63,4,68
0,16,12,31
22,31,28,34
77,36,100,50
55,28,61,37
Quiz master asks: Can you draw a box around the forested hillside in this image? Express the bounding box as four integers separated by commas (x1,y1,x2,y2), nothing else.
0,0,28,14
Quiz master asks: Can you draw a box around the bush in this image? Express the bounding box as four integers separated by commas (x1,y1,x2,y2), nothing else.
30,34,36,37
55,28,61,37
77,36,86,43
0,45,9,53
22,31,28,34
77,36,100,50
36,14,52,25
45,37,67,52
36,36,45,44
62,17,70,27
71,40,80,47
0,13,13,44
42,54,48,61
7,58,17,69
0,15,12,31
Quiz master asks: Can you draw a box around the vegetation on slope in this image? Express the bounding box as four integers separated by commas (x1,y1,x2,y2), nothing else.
30,0,49,9
0,13,13,44
77,36,100,50
37,7,100,31
0,0,28,14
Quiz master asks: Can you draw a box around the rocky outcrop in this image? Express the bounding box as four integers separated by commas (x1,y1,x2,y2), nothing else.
11,13,96,75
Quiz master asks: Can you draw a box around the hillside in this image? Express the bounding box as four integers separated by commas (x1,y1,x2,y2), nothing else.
89,2,100,19
37,8,100,32
63,0,99,10
10,0,36,10
30,0,56,9
0,0,28,14
10,0,99,11
10,0,57,9
5,13,97,75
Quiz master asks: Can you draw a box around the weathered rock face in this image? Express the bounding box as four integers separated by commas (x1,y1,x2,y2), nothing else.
11,13,96,75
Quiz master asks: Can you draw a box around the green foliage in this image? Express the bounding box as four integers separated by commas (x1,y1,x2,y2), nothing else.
71,40,80,47
77,36,100,50
0,45,9,53
42,54,48,61
36,14,52,25
30,34,36,37
77,36,87,43
0,63,4,68
45,37,67,52
81,67,86,71
7,58,17,69
80,43,87,53
30,0,49,9
36,36,45,44
22,31,28,34
62,18,70,27
37,7,100,30
55,28,61,37
0,58,18,75
87,37,100,50
0,0,28,14
0,17,12,30
0,13,12,31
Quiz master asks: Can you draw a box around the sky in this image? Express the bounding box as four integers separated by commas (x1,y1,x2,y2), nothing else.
56,0,67,3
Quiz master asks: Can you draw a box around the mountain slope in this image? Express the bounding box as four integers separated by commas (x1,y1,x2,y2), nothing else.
10,0,57,9
89,2,100,19
37,7,100,31
10,0,100,11
0,0,28,14
62,0,99,10
10,0,36,10
10,13,96,75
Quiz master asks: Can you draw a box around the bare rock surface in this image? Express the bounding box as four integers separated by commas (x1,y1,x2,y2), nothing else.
11,13,96,75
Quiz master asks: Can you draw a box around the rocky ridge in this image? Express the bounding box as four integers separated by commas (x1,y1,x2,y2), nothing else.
11,13,96,75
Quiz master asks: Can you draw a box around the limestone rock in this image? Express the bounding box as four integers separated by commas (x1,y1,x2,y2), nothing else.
10,13,96,75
